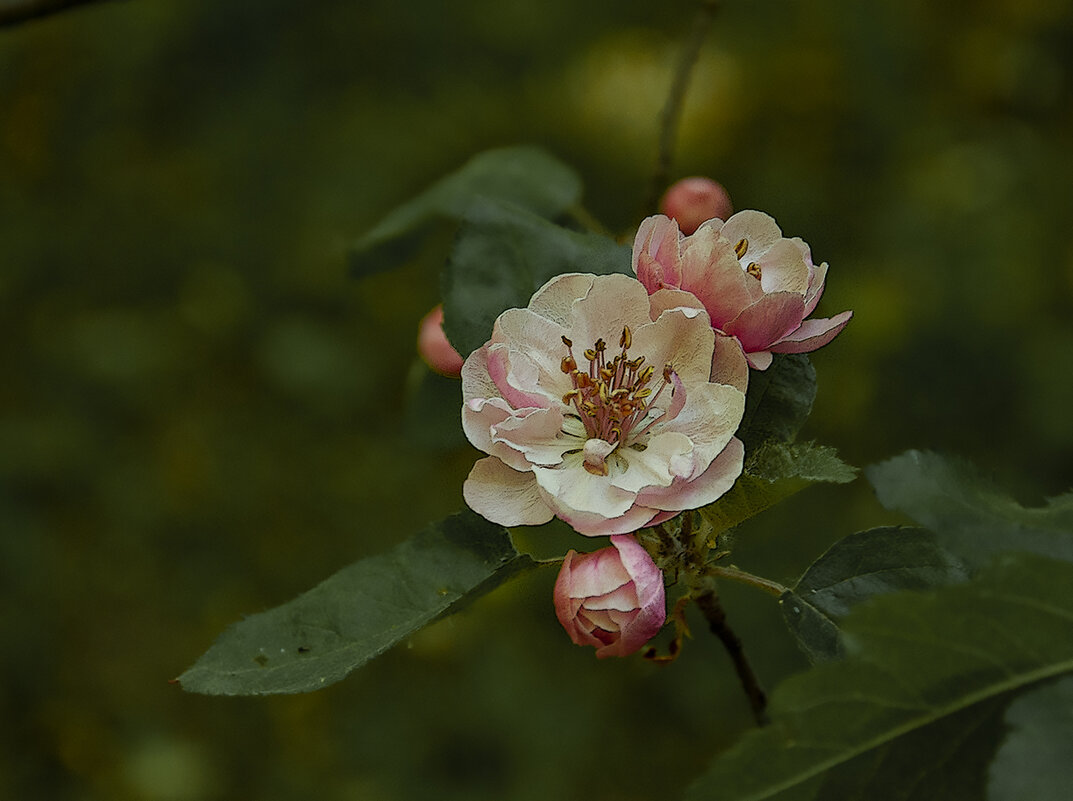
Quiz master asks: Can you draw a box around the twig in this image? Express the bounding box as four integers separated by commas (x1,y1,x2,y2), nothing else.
706,565,788,598
0,0,120,28
643,0,722,216
694,588,770,726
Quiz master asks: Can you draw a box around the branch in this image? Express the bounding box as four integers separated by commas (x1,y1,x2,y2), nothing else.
0,0,121,28
643,0,722,216
694,588,770,726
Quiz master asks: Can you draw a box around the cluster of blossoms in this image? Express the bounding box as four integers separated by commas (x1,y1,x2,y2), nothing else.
427,182,851,657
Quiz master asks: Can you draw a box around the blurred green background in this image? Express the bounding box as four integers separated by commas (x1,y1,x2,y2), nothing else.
2,0,1071,799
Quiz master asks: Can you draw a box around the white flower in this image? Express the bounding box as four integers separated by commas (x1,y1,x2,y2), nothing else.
462,273,746,537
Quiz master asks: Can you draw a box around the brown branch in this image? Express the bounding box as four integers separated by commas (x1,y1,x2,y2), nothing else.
643,0,722,217
694,588,770,726
0,0,122,28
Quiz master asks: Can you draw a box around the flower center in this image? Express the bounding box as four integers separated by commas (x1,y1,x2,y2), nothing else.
735,238,763,281
559,326,674,465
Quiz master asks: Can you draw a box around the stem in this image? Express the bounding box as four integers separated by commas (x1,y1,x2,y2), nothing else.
643,0,722,216
0,0,121,27
706,565,788,598
694,588,770,726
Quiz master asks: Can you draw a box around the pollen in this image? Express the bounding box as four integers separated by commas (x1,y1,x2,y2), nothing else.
735,238,749,259
746,262,762,280
559,327,677,445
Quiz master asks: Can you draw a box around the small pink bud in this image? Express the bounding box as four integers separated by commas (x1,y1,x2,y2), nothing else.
553,534,666,658
659,177,734,235
417,304,464,378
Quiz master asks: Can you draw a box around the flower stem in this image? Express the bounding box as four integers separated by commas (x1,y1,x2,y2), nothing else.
706,565,788,598
644,0,722,217
694,588,770,726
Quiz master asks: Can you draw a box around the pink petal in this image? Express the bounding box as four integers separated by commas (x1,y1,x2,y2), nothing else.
770,310,853,354
722,292,806,352
803,262,828,317
636,437,744,512
463,457,554,526
632,215,683,291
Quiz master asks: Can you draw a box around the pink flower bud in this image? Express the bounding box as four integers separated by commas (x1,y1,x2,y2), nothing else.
553,534,666,658
417,304,464,378
659,177,734,235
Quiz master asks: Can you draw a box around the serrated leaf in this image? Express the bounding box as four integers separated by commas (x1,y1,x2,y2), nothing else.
866,450,1073,568
686,553,1073,801
698,441,856,538
348,146,582,277
987,675,1073,801
178,511,536,695
737,354,816,451
441,200,631,356
780,527,970,663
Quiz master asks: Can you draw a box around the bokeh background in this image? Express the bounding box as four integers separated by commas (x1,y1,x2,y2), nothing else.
2,0,1071,799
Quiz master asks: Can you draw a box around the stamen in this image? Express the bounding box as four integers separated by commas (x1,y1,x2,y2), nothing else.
619,326,632,349
746,262,762,280
561,335,573,348
735,238,749,259
561,355,577,373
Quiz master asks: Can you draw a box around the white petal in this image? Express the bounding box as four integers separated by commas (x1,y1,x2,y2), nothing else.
611,431,694,493
463,457,555,526
636,437,744,511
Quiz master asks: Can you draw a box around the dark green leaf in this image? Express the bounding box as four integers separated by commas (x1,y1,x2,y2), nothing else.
441,200,631,356
866,450,1073,568
780,527,969,663
402,360,465,450
348,146,582,278
686,553,1073,801
178,511,537,695
698,441,856,539
737,354,817,451
987,675,1073,801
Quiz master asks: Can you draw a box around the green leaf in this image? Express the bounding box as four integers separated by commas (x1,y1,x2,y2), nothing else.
441,200,631,356
698,441,856,539
987,676,1073,801
685,553,1073,801
737,354,817,451
348,146,582,278
402,360,465,450
178,511,537,695
780,527,969,663
866,450,1073,568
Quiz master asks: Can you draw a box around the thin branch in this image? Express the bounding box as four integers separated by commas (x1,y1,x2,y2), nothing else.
643,0,722,216
0,0,121,28
694,588,770,726
707,565,789,598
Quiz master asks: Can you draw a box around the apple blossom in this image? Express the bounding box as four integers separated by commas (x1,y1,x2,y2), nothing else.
462,272,746,537
554,534,666,658
633,212,853,370
417,304,464,377
659,176,734,235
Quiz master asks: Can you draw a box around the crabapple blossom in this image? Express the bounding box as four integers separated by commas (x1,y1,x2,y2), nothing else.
417,304,464,377
659,176,734,235
462,272,746,537
633,212,853,370
554,534,666,658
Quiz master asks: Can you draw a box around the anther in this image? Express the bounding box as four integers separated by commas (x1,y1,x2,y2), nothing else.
663,365,674,382
639,365,655,384
583,348,597,361
562,390,580,404
735,238,749,259
595,339,606,352
620,326,632,349
561,356,577,373
561,335,573,348
746,262,762,280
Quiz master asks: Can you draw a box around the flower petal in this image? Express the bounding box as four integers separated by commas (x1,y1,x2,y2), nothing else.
711,333,749,394
633,215,684,292
746,350,773,370
551,502,661,538
770,310,853,354
636,437,744,511
755,238,810,295
531,459,637,519
463,457,555,526
723,292,806,352
610,431,694,494
803,261,828,317
718,210,784,263
528,273,597,326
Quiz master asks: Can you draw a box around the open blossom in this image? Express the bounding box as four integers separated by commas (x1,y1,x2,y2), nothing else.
633,212,853,370
462,272,746,537
554,534,666,658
